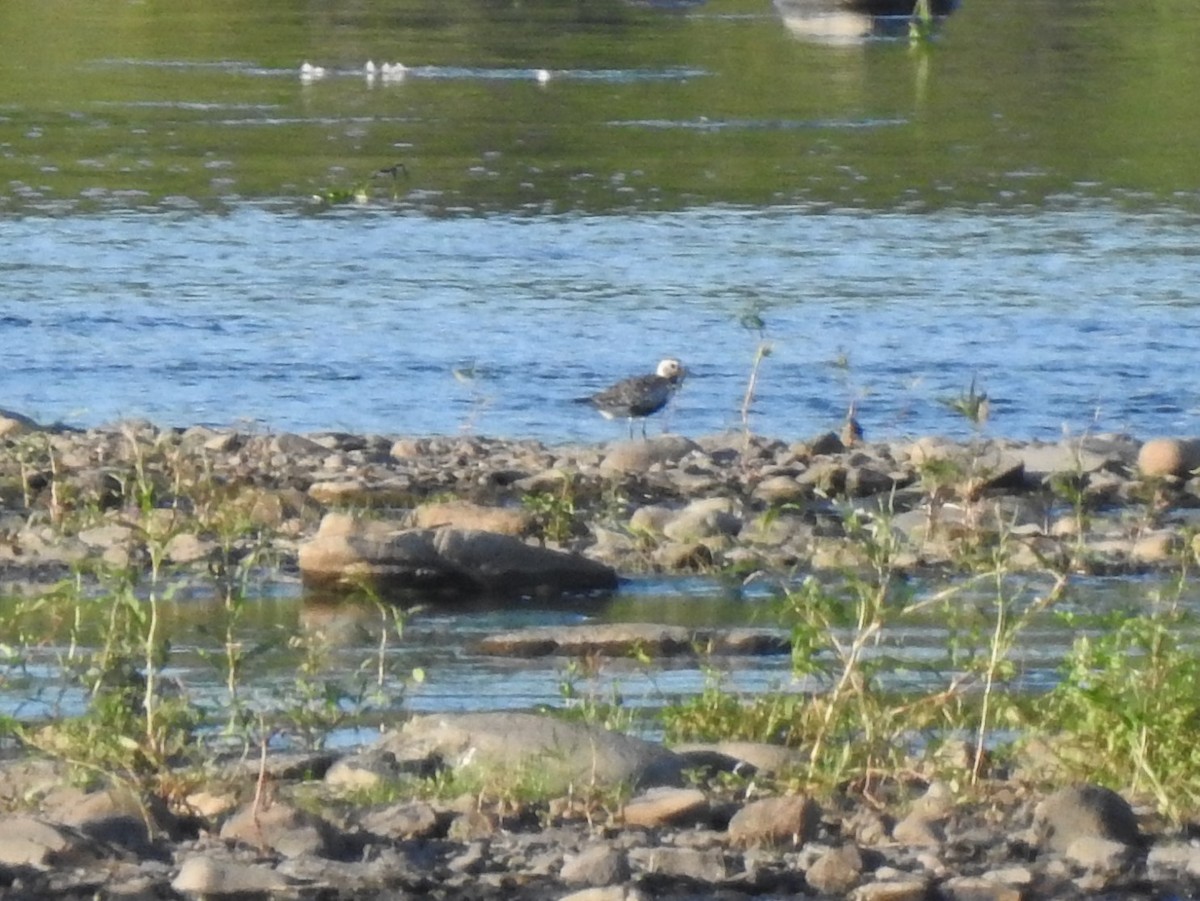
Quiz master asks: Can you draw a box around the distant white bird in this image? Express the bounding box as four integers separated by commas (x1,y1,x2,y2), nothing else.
299,61,327,82
536,68,552,84
577,358,685,438
381,62,408,81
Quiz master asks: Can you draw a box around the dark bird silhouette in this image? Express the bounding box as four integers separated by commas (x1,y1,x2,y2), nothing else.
577,358,685,438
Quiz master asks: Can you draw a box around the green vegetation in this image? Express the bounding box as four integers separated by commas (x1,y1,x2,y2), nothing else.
4,418,1200,825
0,430,420,814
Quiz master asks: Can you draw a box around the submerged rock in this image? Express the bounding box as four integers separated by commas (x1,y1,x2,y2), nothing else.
473,623,789,658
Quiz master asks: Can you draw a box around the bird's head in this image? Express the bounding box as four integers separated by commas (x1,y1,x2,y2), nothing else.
657,358,685,383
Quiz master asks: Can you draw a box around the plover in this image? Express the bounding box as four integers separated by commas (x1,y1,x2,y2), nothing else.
578,358,685,437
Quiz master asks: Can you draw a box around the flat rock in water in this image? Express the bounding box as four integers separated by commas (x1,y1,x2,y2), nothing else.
473,623,789,658
379,712,685,793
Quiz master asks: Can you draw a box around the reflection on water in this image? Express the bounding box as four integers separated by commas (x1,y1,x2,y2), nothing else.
774,0,959,44
3,573,1192,734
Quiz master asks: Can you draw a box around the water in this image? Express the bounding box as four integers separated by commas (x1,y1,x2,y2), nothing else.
7,207,1200,442
3,0,1200,442
4,0,1200,721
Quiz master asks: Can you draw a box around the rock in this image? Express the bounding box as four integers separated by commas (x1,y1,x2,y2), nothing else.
850,878,931,901
219,800,343,858
560,844,630,886
447,813,494,843
0,408,41,438
662,497,742,542
390,437,429,459
907,437,1025,497
845,464,901,497
413,501,534,536
172,855,306,896
599,435,698,474
1033,784,1141,853
473,624,789,658
360,802,441,840
939,875,1022,901
1148,841,1200,878
307,478,416,507
1064,836,1136,872
0,816,108,867
806,431,846,456
76,522,135,551
727,794,821,847
752,474,807,505
653,540,715,570
806,843,864,894
1138,437,1200,478
628,846,727,881
558,887,648,901
165,532,215,565
1131,530,1179,563
892,810,945,847
379,712,685,793
621,787,708,828
628,504,675,535
324,749,413,790
1016,440,1117,481
298,513,617,597
670,741,804,776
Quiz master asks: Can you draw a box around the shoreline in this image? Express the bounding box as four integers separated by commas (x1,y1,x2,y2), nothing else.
1,414,1200,898
0,411,1195,595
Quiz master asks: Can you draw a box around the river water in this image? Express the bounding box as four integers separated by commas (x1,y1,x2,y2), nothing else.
3,0,1200,724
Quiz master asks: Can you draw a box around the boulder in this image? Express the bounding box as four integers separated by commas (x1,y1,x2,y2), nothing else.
172,855,306,896
599,435,698,475
378,712,685,793
0,408,40,438
1033,784,1141,853
621,787,709,828
298,513,617,598
560,844,631,886
727,794,821,847
413,500,534,536
219,799,343,858
0,816,109,868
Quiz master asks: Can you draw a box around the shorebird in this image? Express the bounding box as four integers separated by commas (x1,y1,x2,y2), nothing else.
841,401,863,448
577,358,685,438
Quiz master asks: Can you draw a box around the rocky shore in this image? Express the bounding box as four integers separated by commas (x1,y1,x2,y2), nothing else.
3,412,1200,899
2,411,1199,597
1,709,1199,900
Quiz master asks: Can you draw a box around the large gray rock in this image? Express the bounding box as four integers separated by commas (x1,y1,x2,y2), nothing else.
599,435,698,475
219,800,343,858
1033,784,1141,853
298,513,617,598
172,855,306,897
0,816,110,868
727,795,822,847
378,712,685,793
